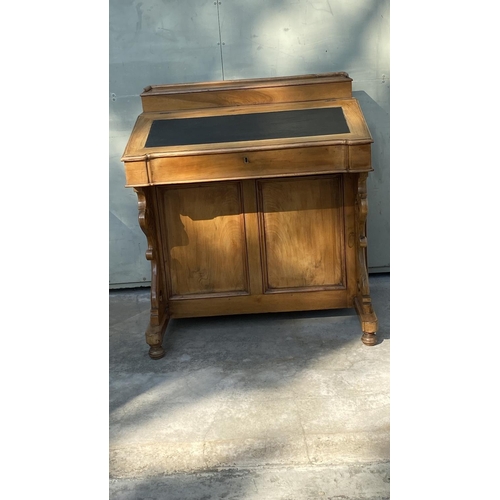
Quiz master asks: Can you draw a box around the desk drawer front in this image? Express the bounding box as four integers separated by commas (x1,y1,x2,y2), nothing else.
149,146,348,184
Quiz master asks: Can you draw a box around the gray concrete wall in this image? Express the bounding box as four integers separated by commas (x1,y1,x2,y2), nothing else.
109,0,390,287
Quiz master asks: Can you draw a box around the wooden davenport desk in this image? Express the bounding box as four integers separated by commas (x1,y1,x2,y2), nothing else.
121,72,378,359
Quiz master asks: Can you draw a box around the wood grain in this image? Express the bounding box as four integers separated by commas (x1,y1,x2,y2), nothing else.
241,180,265,295
134,187,170,359
145,146,348,186
258,176,345,291
160,182,249,297
169,290,350,318
141,72,352,112
354,173,378,345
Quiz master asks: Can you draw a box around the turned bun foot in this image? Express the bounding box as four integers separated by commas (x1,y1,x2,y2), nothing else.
361,332,377,346
148,345,166,360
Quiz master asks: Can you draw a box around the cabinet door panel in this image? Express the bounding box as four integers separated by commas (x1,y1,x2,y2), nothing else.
258,176,345,291
160,182,249,297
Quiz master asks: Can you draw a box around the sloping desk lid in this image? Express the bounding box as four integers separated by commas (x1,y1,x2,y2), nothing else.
121,99,372,162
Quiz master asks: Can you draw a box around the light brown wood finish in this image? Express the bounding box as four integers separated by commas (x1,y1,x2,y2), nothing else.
122,73,378,358
258,176,345,292
169,290,351,318
160,182,249,297
241,180,265,296
354,172,378,344
141,72,352,112
134,187,170,359
123,143,374,188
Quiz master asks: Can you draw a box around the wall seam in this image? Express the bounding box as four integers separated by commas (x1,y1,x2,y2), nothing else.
215,1,225,80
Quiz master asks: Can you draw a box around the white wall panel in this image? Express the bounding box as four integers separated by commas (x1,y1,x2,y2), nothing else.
109,0,390,286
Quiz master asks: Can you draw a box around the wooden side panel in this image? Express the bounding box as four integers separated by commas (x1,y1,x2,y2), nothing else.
348,144,372,171
258,176,345,292
123,160,149,187
159,182,249,297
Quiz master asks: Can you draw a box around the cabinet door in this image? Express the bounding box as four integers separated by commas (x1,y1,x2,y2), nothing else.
258,175,346,293
159,182,249,298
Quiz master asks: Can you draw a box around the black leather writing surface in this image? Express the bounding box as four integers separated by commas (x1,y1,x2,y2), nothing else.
145,107,349,148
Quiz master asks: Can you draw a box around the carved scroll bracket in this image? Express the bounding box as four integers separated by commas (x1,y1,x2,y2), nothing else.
354,173,378,345
134,187,169,359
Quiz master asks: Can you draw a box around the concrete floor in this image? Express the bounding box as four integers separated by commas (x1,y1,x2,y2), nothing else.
109,273,390,499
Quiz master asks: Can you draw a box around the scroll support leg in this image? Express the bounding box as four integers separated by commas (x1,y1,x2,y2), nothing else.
146,314,169,360
354,296,378,346
354,173,378,346
135,187,170,360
